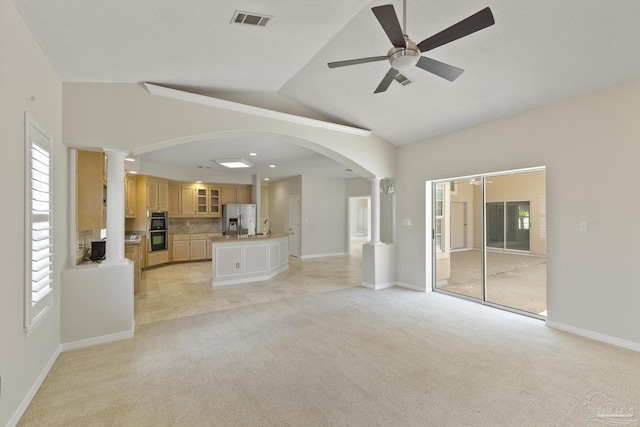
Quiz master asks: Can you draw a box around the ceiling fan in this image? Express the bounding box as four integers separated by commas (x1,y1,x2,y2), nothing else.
327,1,495,93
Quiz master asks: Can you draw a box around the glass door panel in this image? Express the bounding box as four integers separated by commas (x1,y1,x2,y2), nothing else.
434,179,483,300
486,202,504,249
484,171,547,315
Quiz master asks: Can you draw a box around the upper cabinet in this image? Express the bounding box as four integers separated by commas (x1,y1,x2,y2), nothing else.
168,183,196,217
147,177,169,212
209,188,221,216
137,176,250,218
221,186,251,205
125,174,137,218
77,150,106,231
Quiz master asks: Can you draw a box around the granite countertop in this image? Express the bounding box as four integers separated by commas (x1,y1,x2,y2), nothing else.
124,235,141,244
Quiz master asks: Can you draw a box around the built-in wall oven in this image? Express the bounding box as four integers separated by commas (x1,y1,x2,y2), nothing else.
148,211,168,252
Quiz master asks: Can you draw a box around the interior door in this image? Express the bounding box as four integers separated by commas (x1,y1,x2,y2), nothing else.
288,195,300,257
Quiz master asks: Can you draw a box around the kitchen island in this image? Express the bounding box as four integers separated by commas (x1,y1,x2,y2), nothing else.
211,233,289,286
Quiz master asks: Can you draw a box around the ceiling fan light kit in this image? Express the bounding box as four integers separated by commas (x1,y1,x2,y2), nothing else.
388,39,420,71
327,1,495,93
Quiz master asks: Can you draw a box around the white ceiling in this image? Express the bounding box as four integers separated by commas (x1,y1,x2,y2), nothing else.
14,0,640,179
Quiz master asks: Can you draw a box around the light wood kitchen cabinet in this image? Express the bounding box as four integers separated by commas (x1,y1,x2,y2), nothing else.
172,233,207,261
147,177,169,211
172,240,190,261
77,150,106,231
209,188,221,216
140,235,147,269
221,186,251,205
190,236,208,260
125,174,137,218
169,184,196,216
195,186,221,217
124,243,140,293
147,250,169,267
221,187,237,205
237,188,251,204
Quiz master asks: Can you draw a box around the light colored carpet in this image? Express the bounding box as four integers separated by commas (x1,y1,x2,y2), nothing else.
18,288,640,426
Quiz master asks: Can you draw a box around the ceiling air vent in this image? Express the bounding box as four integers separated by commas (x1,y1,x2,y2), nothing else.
394,73,413,86
232,11,272,27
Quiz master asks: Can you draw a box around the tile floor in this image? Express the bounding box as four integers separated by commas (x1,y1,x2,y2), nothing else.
135,240,365,326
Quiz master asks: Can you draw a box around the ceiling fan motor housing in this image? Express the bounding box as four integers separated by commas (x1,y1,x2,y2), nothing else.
388,38,420,71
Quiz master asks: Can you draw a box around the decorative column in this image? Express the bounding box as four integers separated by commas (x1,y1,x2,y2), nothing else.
103,149,127,263
370,176,382,244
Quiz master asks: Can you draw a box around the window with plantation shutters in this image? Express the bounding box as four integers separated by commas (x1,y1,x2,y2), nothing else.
25,114,53,333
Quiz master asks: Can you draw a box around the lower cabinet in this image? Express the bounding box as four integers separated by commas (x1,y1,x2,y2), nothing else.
172,233,208,261
147,250,169,267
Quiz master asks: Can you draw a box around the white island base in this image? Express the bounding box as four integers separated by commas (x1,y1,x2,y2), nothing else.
211,234,289,287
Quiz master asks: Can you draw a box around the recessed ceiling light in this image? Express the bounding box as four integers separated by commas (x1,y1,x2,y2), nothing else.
264,178,270,181
127,171,138,174
125,157,135,162
249,152,257,156
269,164,276,168
215,158,253,168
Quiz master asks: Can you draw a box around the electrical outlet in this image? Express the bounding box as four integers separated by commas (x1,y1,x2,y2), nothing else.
78,242,84,250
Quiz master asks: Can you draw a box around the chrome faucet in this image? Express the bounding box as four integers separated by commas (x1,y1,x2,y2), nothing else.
264,218,271,235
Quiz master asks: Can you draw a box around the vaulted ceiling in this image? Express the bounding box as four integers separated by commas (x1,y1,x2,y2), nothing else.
14,0,640,179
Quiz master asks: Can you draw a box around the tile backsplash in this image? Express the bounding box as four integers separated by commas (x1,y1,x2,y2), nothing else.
169,217,222,234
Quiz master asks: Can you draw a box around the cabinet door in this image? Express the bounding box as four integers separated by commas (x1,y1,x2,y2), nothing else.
173,240,190,261
221,188,237,205
125,175,137,218
209,188,221,216
168,184,181,216
181,186,196,215
237,188,251,204
196,188,208,215
157,180,169,211
147,180,158,211
77,150,106,231
190,239,207,260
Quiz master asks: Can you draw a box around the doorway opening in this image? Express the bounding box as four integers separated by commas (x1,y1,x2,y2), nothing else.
430,168,547,318
348,196,371,255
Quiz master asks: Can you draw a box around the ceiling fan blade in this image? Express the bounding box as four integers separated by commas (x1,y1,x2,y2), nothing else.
417,7,495,52
328,56,388,69
416,56,464,81
372,5,406,48
374,68,399,94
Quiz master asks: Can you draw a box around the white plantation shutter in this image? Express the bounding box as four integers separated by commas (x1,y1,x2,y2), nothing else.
25,115,53,332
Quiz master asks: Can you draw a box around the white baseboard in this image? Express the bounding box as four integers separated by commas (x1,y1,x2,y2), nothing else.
7,344,61,427
60,323,135,352
361,281,395,290
396,282,429,292
546,320,640,353
300,252,348,260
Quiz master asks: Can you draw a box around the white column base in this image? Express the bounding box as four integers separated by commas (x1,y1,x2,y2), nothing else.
362,243,396,290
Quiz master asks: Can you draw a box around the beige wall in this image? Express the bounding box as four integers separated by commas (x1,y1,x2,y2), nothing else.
0,0,66,424
396,78,640,346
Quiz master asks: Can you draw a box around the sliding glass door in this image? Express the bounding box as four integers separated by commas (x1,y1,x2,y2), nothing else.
434,178,483,300
432,170,547,317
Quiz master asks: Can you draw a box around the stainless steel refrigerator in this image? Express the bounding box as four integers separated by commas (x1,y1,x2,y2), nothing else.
222,204,257,236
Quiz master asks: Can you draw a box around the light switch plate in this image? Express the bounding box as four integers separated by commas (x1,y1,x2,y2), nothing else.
579,221,588,232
